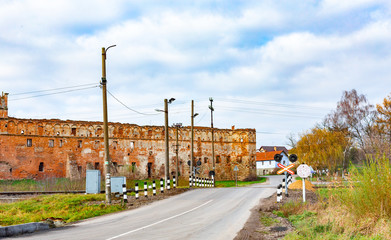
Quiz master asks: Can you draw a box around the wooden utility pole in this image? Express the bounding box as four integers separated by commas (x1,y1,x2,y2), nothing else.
101,45,116,204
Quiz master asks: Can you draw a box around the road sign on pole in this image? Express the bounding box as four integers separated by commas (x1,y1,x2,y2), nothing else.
297,164,311,202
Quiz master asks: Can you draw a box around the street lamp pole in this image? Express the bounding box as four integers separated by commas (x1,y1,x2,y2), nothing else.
101,45,116,204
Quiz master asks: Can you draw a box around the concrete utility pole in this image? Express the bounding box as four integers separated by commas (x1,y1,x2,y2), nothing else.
190,100,198,186
101,45,116,204
209,97,215,186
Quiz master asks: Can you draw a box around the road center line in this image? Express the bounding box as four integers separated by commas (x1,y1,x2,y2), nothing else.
106,199,213,240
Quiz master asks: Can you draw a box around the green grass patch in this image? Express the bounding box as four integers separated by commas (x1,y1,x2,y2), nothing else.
215,177,266,187
0,194,124,226
260,213,280,226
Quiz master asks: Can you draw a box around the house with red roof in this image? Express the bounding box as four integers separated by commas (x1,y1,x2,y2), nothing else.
256,150,290,175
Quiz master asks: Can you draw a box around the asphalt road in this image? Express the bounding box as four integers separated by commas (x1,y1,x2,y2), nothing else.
11,176,283,240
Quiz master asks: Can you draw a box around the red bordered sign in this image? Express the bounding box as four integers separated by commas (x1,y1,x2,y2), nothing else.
277,163,295,175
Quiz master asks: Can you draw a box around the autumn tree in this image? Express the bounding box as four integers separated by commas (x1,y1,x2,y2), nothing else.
376,94,391,141
293,127,349,172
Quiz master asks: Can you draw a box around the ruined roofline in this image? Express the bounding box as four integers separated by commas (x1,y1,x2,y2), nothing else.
4,117,255,132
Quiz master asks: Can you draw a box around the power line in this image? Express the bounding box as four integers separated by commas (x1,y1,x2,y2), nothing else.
10,83,98,96
107,89,161,116
9,85,99,101
216,98,331,111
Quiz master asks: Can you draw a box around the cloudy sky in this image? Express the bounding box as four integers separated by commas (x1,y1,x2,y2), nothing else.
1,0,391,148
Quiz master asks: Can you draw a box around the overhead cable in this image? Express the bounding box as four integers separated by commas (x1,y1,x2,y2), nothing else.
107,89,161,116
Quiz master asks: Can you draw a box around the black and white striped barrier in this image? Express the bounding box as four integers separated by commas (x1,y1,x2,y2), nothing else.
173,176,176,188
167,177,171,190
135,182,139,199
277,184,282,203
189,175,192,187
144,181,148,197
153,180,156,196
160,178,164,193
192,174,195,187
122,184,128,203
287,174,292,186
282,178,286,193
196,177,199,187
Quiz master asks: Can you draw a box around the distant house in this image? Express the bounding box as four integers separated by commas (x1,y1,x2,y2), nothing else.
256,150,290,175
259,146,289,154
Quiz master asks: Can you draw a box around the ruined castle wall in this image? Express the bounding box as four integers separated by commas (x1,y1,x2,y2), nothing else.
0,117,256,181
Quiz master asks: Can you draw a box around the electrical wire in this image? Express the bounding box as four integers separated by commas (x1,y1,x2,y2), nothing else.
9,85,99,101
107,89,161,116
10,83,98,96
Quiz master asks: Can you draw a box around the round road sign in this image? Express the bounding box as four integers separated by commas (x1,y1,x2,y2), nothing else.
297,164,311,178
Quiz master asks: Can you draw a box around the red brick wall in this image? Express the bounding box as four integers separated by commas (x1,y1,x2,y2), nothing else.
0,117,256,180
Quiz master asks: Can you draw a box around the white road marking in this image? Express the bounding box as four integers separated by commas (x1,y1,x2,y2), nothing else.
106,200,213,240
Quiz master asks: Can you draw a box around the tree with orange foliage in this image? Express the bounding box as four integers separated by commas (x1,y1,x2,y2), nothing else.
376,94,391,142
293,127,349,172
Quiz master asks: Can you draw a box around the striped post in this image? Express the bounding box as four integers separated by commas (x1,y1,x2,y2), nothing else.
167,177,171,190
212,175,215,188
196,177,199,187
277,184,282,203
282,178,286,193
122,183,127,203
208,179,211,187
202,178,205,188
173,176,176,188
144,181,148,197
135,183,139,199
189,175,192,188
160,178,164,193
287,174,292,186
192,174,195,187
153,180,156,196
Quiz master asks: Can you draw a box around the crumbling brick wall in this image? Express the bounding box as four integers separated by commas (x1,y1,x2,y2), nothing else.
0,116,256,181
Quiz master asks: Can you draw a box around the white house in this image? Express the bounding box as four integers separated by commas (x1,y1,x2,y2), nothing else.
256,150,290,175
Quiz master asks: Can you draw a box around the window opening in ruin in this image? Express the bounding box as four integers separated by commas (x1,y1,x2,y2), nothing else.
49,139,54,148
131,162,136,173
204,157,208,164
94,141,100,149
78,140,82,148
78,166,82,173
240,138,243,143
216,155,221,163
71,128,76,136
95,162,100,169
130,141,134,150
10,168,12,174
21,130,24,134
147,162,152,178
59,139,63,148
27,139,32,147
39,162,44,172
238,157,243,163
227,156,231,163
113,141,118,149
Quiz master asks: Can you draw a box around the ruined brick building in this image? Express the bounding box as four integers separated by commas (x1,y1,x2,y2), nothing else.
0,92,256,181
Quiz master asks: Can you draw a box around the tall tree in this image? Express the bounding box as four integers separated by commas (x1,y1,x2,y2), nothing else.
324,89,376,151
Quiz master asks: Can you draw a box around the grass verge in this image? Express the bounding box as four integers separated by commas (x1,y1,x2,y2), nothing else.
215,177,266,187
0,194,124,226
